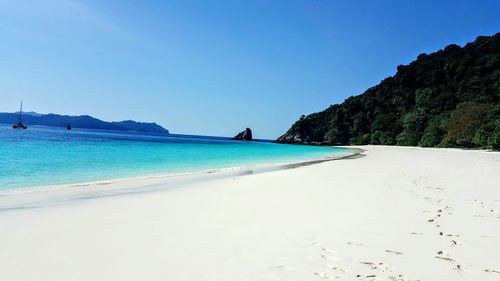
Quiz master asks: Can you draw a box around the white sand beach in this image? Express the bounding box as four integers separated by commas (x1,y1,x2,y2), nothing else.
0,146,499,281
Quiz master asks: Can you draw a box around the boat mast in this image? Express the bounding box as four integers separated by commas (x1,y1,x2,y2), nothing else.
18,101,23,123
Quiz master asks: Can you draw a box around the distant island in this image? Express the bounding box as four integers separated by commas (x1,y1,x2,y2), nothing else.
277,33,499,150
0,111,169,134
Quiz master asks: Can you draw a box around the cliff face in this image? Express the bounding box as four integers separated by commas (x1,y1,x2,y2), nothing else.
276,131,302,143
277,33,500,150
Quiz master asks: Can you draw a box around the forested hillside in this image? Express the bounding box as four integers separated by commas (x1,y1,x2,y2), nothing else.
0,112,169,134
277,33,500,150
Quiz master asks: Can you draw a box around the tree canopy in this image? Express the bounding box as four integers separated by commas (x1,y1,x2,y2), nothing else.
277,33,500,150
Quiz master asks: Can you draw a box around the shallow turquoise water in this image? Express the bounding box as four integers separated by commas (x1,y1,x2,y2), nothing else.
0,125,349,192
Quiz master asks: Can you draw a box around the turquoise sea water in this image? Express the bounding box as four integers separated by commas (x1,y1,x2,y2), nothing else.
0,125,350,192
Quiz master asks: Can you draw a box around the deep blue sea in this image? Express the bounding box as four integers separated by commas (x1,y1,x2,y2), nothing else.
0,124,350,192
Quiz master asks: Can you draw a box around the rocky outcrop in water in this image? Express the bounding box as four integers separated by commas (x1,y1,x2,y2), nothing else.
233,128,253,141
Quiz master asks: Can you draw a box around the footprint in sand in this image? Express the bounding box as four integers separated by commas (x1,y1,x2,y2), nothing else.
452,264,465,273
308,237,321,247
328,265,346,273
360,261,378,268
269,265,294,271
356,274,378,279
309,241,321,247
449,239,464,247
314,271,335,279
435,253,465,272
435,251,456,262
485,269,500,275
347,242,364,246
426,185,445,192
443,205,453,212
385,250,404,255
321,248,338,254
321,254,341,261
359,261,390,272
320,248,341,261
435,255,456,262
387,275,406,281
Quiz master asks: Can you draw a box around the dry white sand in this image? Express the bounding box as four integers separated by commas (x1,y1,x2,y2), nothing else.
0,146,499,281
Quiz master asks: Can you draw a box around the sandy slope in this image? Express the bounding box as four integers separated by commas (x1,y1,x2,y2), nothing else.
0,146,499,281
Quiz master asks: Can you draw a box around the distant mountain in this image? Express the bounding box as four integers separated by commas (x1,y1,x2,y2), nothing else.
277,33,500,150
0,112,169,134
13,111,44,117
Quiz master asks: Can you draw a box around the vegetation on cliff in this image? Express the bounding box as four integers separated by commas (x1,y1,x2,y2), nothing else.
277,33,500,150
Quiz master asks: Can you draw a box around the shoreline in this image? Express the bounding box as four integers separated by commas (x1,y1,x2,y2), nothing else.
0,148,361,211
0,146,499,280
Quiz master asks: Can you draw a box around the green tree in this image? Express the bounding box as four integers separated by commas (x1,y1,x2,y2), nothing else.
443,102,491,147
473,104,500,149
396,109,427,146
419,113,448,147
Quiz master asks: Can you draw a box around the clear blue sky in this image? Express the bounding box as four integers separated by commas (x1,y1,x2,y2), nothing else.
1,0,499,138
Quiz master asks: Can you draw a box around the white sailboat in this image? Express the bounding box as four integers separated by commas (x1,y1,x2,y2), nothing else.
12,101,28,129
